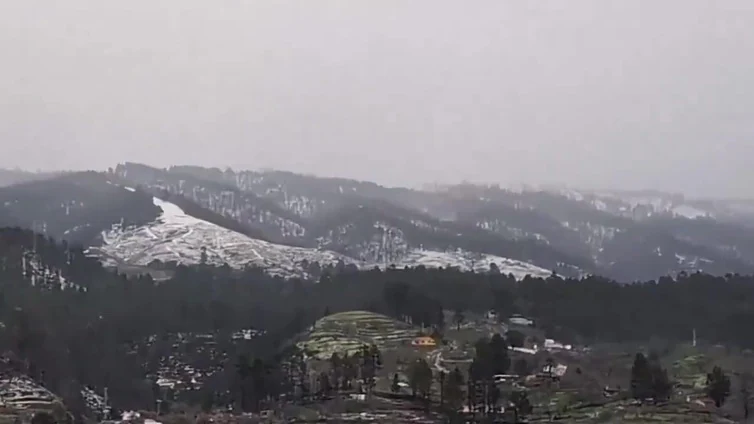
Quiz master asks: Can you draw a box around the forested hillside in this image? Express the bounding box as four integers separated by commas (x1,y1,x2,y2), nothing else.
0,172,160,245
0,227,753,419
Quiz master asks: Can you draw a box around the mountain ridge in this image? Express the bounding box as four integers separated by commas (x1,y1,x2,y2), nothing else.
2,162,754,281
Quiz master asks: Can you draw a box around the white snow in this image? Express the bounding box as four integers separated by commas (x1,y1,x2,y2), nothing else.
672,204,707,219
96,197,554,280
384,248,553,280
592,199,607,211
98,196,353,278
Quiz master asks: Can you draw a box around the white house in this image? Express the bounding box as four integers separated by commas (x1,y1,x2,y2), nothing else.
508,315,534,326
544,338,572,351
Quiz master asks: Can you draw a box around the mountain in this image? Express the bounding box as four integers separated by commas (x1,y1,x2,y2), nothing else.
433,185,754,281
307,198,582,275
0,169,554,279
0,168,59,187
0,172,161,245
92,192,355,278
92,190,553,279
114,163,307,245
4,162,754,281
114,163,580,277
108,163,754,280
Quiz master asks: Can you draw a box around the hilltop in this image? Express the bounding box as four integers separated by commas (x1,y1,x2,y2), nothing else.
298,311,418,360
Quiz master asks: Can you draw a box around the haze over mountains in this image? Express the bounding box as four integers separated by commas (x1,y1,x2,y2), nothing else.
4,2,754,199
2,163,754,282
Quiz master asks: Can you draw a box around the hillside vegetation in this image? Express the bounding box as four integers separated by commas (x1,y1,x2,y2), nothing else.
298,311,417,359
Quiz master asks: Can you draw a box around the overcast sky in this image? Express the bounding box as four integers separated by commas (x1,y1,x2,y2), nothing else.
2,1,753,198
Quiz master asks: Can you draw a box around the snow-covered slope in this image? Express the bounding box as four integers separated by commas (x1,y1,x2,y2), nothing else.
97,196,353,278
390,249,553,279
556,188,712,220
95,196,552,280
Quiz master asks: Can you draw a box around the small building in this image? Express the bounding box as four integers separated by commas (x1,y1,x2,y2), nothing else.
511,346,538,355
493,374,518,383
508,314,534,326
542,363,568,378
411,336,437,347
544,338,572,351
603,386,620,398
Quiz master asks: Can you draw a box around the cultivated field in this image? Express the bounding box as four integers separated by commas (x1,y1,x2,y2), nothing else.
298,311,419,360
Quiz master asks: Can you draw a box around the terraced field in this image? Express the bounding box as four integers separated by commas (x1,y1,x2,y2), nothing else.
672,353,709,390
0,376,69,422
298,311,419,360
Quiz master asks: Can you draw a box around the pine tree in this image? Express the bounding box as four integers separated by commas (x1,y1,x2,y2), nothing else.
199,246,208,266
509,390,533,423
391,373,400,394
505,330,525,348
30,412,56,424
630,353,653,401
439,371,445,406
706,366,731,408
408,358,433,400
651,365,672,402
444,367,465,412
513,358,530,377
453,308,464,330
318,372,332,397
235,355,251,411
359,345,376,396
741,372,752,420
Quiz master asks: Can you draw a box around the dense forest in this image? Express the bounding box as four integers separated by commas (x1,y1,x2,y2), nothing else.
0,226,753,415
0,173,160,245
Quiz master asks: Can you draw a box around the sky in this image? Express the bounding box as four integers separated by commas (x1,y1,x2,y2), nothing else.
1,1,754,198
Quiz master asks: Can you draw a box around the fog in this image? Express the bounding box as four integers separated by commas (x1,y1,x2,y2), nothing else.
1,1,753,198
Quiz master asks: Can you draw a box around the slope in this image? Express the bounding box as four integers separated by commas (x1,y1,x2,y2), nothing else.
440,184,754,280
92,193,352,278
93,193,555,279
0,172,160,245
115,163,307,244
309,198,582,276
115,163,569,278
297,310,417,359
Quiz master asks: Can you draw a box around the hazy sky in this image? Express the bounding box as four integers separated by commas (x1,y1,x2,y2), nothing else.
2,1,754,197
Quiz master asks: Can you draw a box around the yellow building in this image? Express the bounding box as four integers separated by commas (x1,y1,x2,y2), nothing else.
411,336,437,347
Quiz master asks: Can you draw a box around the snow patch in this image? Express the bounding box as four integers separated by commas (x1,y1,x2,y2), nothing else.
383,248,553,280
97,197,352,278
96,197,555,281
672,204,707,219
